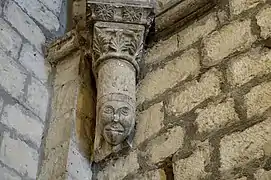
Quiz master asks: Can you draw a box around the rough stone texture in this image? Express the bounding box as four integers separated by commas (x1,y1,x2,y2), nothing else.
145,34,178,64
254,169,271,180
0,18,22,59
2,104,43,146
0,164,22,180
195,98,240,134
0,49,26,98
229,0,266,15
256,5,271,39
3,0,45,51
176,13,217,52
244,81,271,118
237,177,248,180
14,0,59,31
202,19,256,67
227,47,271,87
39,0,63,15
26,77,49,121
220,118,271,171
133,169,166,180
134,102,164,146
138,48,200,104
173,141,210,180
19,43,49,83
166,68,221,116
0,133,39,179
145,126,184,164
97,152,139,180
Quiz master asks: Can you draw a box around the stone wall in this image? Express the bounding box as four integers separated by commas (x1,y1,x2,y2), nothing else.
0,0,67,179
94,0,271,179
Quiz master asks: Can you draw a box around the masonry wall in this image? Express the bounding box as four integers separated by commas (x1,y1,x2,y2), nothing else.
95,0,271,179
0,0,67,179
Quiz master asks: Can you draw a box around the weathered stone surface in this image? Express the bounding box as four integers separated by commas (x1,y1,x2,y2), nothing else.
173,141,210,180
134,102,164,146
19,43,49,83
3,0,45,50
138,48,200,104
0,98,3,112
195,98,239,134
254,169,271,180
0,164,22,180
39,0,63,15
2,104,43,146
227,47,271,87
166,68,221,116
66,141,92,180
38,141,69,180
0,133,39,179
177,13,217,52
145,35,178,64
202,19,256,67
145,126,184,164
0,18,22,59
256,5,271,39
133,169,166,180
237,177,248,180
229,0,266,15
14,0,59,31
244,81,271,118
97,152,139,180
26,77,49,121
0,49,26,98
220,118,271,171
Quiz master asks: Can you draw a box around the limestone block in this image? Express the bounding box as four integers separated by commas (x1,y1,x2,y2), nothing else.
177,13,217,52
145,126,184,164
66,141,92,180
133,169,166,180
26,77,49,121
138,48,200,104
0,164,22,180
254,169,271,180
134,102,164,146
0,49,26,98
220,118,271,171
166,68,221,116
195,98,239,134
244,81,271,118
2,104,43,146
0,133,39,179
227,47,271,87
256,5,271,39
229,0,266,15
39,0,63,15
14,0,59,31
202,19,256,67
3,0,45,51
38,141,69,180
19,43,50,83
173,141,211,180
97,151,139,180
0,18,22,59
145,35,178,64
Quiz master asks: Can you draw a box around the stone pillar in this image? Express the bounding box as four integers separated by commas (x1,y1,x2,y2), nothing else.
88,0,154,161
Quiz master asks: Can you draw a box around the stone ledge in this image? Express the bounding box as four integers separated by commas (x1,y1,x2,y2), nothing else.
154,0,215,38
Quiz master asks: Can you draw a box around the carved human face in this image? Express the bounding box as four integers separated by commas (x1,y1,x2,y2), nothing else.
99,101,135,145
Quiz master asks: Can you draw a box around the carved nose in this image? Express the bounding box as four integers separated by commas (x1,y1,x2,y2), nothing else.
113,114,120,122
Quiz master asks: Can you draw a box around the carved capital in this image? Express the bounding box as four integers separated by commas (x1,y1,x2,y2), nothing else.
88,0,154,161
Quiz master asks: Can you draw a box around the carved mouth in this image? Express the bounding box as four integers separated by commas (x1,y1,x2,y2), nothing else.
105,128,124,133
105,123,124,133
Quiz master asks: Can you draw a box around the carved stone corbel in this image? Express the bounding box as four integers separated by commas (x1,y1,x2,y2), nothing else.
87,0,154,161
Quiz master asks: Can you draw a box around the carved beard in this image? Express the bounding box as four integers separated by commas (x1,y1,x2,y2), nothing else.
99,100,135,146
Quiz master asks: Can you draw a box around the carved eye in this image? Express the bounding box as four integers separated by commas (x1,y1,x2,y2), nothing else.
120,107,129,116
103,106,113,114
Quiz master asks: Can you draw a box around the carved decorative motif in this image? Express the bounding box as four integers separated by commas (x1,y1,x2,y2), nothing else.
92,4,114,21
122,7,142,22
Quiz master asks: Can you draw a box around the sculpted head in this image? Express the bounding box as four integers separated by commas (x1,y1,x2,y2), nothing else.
98,94,135,146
